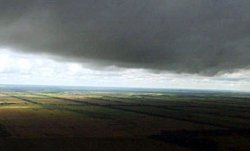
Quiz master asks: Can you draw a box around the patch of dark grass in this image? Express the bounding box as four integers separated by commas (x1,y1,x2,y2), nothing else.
0,103,16,106
150,129,250,151
0,124,11,140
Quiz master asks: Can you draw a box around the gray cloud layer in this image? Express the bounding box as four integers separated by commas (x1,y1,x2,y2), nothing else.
0,0,250,75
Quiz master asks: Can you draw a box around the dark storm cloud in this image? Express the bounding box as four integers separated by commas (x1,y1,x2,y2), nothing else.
0,0,250,75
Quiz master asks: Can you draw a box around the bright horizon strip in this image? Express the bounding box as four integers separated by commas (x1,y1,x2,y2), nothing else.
0,48,250,92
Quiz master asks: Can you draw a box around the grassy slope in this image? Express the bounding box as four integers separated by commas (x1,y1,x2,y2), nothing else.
0,90,250,150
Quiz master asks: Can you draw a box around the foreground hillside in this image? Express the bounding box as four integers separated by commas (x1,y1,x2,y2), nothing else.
0,87,250,151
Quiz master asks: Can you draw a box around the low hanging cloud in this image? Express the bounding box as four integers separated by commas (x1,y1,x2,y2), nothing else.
0,0,250,75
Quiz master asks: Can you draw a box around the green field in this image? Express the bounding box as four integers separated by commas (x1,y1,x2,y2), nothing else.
0,86,250,151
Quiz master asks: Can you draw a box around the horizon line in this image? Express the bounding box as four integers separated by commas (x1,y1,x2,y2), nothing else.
0,83,249,93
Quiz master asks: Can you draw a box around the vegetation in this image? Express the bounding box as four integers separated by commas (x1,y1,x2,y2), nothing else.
0,87,250,150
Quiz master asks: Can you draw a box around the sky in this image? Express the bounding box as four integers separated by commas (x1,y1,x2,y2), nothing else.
1,48,250,91
0,1,250,91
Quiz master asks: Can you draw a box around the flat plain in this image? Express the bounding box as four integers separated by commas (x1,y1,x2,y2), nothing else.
0,86,250,151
